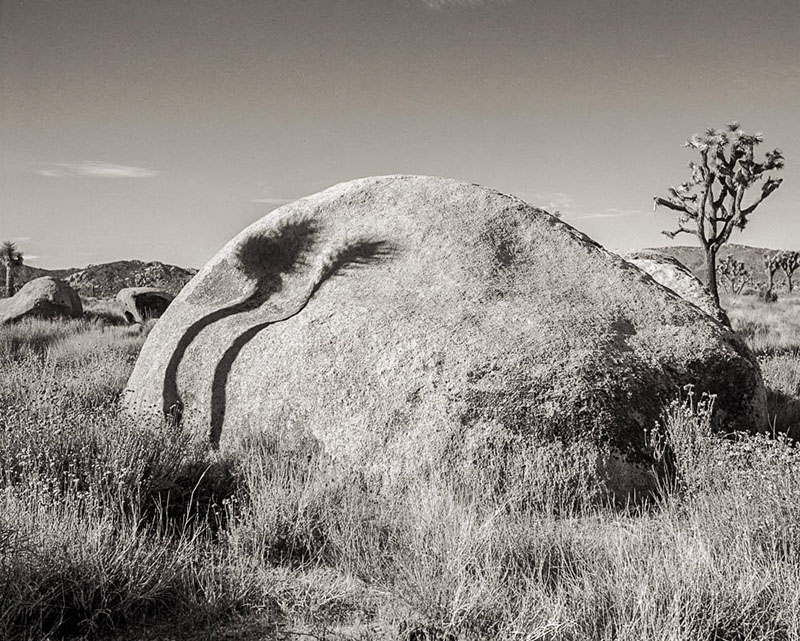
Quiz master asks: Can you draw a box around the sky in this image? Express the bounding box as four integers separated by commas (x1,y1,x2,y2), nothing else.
1,0,799,269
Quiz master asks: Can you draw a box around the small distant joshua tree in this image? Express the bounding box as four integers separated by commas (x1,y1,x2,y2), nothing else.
654,122,784,306
777,250,800,293
1,241,24,298
717,256,751,295
764,252,781,300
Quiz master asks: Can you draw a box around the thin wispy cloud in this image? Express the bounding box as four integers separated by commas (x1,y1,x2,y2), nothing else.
22,254,40,262
570,208,651,220
422,0,509,8
519,194,650,221
523,191,574,213
34,161,158,178
250,181,299,206
251,197,294,205
11,236,31,243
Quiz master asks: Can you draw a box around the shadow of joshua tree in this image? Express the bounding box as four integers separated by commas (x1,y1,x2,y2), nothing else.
162,217,320,424
162,213,394,448
208,238,394,447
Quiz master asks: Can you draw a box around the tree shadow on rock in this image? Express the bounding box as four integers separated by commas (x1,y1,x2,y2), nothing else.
162,216,320,424
208,238,395,448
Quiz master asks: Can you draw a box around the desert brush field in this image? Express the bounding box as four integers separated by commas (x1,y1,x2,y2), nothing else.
0,293,799,641
0,297,800,641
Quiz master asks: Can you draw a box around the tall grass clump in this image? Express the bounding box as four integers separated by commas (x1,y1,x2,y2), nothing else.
222,429,611,639
726,291,800,436
0,318,248,640
82,297,129,326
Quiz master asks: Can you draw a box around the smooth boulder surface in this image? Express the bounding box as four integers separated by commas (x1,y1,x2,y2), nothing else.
117,287,174,324
0,277,83,324
622,250,730,326
124,175,767,489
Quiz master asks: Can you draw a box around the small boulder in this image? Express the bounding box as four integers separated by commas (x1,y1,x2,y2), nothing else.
0,277,83,324
622,250,730,326
116,287,174,324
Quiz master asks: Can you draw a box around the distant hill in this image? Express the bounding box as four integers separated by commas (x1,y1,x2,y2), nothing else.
67,261,197,298
645,244,787,289
0,264,79,291
1,260,196,298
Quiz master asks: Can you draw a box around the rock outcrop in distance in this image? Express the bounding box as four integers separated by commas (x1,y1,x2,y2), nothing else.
0,277,83,325
68,261,196,298
123,175,768,495
117,287,174,324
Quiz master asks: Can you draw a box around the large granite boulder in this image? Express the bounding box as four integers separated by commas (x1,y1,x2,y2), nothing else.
117,287,174,324
124,175,767,492
0,277,83,324
622,250,730,326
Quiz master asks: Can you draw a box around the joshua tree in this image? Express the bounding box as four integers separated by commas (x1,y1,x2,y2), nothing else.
777,250,800,293
654,122,784,306
1,241,24,298
764,252,781,296
717,255,751,295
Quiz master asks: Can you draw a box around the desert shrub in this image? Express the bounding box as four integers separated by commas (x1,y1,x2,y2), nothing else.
224,431,600,638
649,386,715,496
728,295,800,434
443,426,609,514
734,317,771,345
0,318,85,361
0,317,145,363
82,297,129,326
0,477,264,640
729,296,800,360
760,287,779,303
0,393,248,639
759,355,800,437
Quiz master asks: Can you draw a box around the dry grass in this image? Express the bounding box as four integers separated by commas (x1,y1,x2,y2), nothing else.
82,297,130,326
725,291,800,437
2,305,800,640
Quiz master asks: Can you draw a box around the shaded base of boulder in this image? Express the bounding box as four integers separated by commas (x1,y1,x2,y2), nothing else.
116,287,174,324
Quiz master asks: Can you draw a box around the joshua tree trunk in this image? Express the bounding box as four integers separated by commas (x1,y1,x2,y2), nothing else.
788,275,794,293
767,268,774,293
705,248,719,307
5,263,12,298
